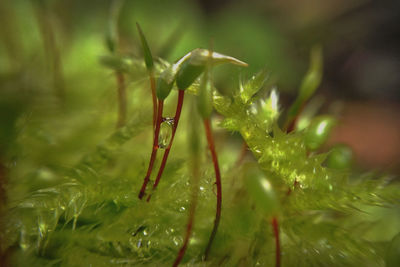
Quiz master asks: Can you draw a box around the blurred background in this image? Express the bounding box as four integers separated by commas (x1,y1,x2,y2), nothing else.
0,0,399,172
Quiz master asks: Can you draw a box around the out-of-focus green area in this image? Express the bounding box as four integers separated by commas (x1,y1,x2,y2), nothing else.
1,0,400,170
1,1,400,267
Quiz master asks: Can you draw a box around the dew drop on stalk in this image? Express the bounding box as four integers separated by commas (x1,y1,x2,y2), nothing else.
158,118,174,149
19,228,29,251
173,236,180,246
212,182,218,196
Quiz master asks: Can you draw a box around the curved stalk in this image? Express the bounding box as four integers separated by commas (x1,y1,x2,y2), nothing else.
271,216,281,267
116,72,126,128
235,141,249,166
149,70,157,129
284,102,306,133
203,118,222,260
146,90,185,201
138,100,164,199
173,98,201,267
33,3,65,100
173,151,200,267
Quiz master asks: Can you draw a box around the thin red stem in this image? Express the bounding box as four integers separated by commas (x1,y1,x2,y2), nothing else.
271,216,281,267
172,160,200,267
285,102,306,133
149,70,157,129
235,141,248,166
116,72,126,128
34,5,65,100
146,90,185,201
138,100,164,199
0,159,6,209
203,119,222,260
0,159,8,266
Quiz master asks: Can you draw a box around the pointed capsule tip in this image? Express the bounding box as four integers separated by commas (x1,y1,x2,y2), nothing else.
231,59,248,67
233,60,249,67
136,22,154,71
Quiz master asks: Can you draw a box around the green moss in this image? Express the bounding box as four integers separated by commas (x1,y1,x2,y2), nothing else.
1,3,399,267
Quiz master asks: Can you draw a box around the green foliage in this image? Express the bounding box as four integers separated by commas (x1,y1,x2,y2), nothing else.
386,232,400,267
1,3,399,267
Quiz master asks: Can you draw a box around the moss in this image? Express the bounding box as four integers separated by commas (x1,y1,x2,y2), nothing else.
1,2,399,266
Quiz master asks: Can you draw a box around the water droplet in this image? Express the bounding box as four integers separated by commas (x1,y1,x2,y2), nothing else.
189,237,198,245
213,183,218,196
158,118,174,149
173,237,180,246
20,228,29,251
136,239,142,248
271,160,279,169
249,101,258,115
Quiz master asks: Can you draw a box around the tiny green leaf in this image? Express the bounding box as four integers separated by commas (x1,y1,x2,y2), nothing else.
239,69,270,104
304,115,336,151
136,22,154,71
251,89,280,128
212,90,232,116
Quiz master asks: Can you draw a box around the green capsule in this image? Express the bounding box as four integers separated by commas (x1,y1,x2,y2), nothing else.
156,53,192,100
326,144,353,170
136,22,154,71
188,99,202,157
191,49,248,66
176,60,205,90
298,45,323,103
197,72,213,119
195,48,213,118
176,48,248,91
156,74,174,100
286,45,323,125
244,164,279,215
386,232,400,267
304,115,336,151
